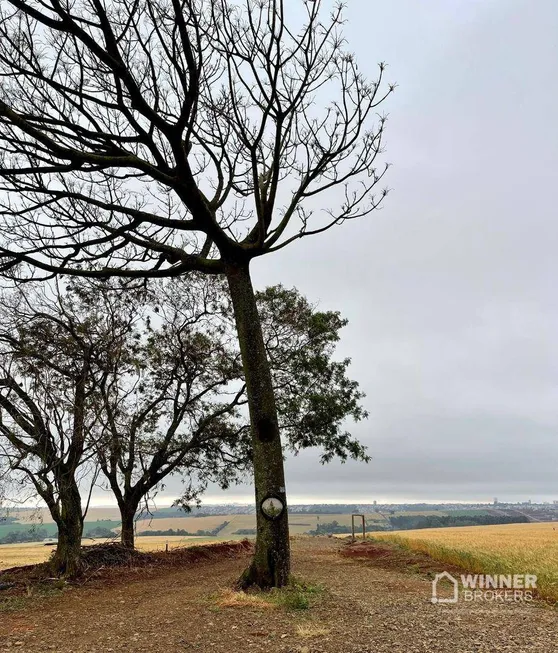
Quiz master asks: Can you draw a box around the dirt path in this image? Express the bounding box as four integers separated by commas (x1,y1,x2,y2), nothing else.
1,539,556,652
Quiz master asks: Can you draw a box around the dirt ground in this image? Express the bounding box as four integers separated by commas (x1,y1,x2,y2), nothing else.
1,538,556,653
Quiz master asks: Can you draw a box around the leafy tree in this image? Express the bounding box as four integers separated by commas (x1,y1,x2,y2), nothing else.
98,277,368,548
0,277,367,552
84,526,117,539
86,275,247,548
0,528,50,544
0,286,101,576
0,0,392,586
10,276,365,549
257,286,368,463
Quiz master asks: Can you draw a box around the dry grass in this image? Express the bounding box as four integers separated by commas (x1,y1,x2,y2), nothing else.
214,588,276,610
3,538,558,653
295,623,330,638
212,578,323,613
218,514,257,536
376,522,558,602
0,542,55,570
132,535,220,551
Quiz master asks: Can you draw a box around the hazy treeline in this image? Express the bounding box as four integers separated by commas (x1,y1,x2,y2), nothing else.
387,514,530,530
307,514,530,536
137,521,230,538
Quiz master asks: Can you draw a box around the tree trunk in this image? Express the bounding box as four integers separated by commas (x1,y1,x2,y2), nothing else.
119,500,139,549
51,483,83,577
226,262,290,589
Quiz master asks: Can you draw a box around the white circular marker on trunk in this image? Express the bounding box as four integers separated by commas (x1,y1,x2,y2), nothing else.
261,496,285,520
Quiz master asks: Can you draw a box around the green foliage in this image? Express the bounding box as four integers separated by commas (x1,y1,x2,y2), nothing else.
84,526,116,539
447,509,492,517
307,520,351,535
306,519,390,535
0,277,369,544
256,285,368,464
0,519,119,544
279,590,309,611
0,528,50,544
269,578,324,611
388,514,529,530
0,522,58,541
0,597,28,613
0,581,65,613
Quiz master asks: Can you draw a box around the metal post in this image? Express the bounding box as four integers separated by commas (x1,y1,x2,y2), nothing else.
351,514,366,541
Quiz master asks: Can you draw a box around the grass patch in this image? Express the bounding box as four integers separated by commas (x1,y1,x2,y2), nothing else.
277,588,310,611
0,582,65,613
212,577,324,612
270,577,324,611
406,562,422,574
0,596,28,612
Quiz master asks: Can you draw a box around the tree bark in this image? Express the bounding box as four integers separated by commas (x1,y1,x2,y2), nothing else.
51,481,84,577
226,262,290,589
119,500,139,549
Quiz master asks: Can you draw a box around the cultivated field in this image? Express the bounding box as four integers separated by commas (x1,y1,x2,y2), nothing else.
7,510,532,574
8,506,123,524
0,511,393,570
375,522,558,601
0,536,224,571
134,512,391,537
134,515,235,532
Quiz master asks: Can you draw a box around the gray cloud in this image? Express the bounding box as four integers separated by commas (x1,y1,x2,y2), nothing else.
231,0,558,504
87,0,558,506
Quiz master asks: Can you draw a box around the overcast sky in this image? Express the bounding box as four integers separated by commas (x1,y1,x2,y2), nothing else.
94,0,558,506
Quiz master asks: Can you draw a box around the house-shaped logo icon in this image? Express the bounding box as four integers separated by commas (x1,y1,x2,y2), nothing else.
431,571,459,604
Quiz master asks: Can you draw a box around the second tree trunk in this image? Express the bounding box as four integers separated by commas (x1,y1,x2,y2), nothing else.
51,483,84,577
119,499,140,549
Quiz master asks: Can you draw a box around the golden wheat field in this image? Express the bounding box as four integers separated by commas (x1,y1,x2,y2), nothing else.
376,522,558,601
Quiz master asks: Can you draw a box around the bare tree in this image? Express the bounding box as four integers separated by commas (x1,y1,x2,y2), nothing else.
0,0,392,587
0,276,368,559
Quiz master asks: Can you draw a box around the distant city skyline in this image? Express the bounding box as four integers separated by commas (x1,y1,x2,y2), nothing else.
86,492,558,509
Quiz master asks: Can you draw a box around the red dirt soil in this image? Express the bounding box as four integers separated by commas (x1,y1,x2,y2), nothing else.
1,538,556,653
